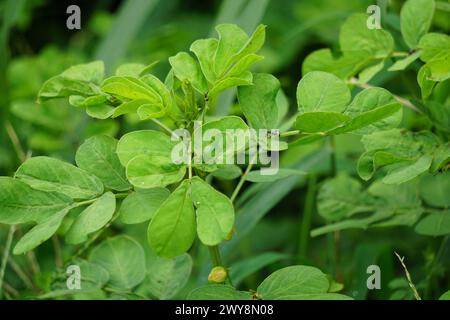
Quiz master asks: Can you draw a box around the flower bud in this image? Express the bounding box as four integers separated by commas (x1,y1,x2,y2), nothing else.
208,266,228,283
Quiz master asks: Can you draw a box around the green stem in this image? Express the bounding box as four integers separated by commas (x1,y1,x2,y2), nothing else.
208,246,223,267
230,153,256,203
5,121,26,163
280,130,301,138
0,225,16,299
151,118,178,138
394,251,422,300
298,174,316,264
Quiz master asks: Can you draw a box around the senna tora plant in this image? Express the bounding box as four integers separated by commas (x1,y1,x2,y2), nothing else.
0,0,448,299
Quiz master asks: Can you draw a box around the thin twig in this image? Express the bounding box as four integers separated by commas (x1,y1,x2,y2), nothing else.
394,251,422,300
0,225,16,299
349,78,422,113
52,235,63,269
151,118,179,139
5,121,26,162
230,153,257,203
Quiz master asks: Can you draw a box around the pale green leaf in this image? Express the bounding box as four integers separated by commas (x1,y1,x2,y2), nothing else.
139,252,192,300
119,188,170,224
0,177,73,224
13,207,70,254
147,180,196,258
297,71,351,113
15,156,104,200
191,177,234,246
75,135,130,191
400,0,435,49
169,52,208,93
126,155,186,189
89,235,146,289
415,210,450,236
188,285,250,300
238,73,280,129
66,192,116,244
116,130,177,166
293,112,351,133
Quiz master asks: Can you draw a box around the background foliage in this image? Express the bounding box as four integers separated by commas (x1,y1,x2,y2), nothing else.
0,0,449,300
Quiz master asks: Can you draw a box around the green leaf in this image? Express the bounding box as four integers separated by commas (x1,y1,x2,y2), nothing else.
41,259,110,297
317,173,374,222
115,63,148,77
338,87,402,134
140,74,173,113
75,135,131,191
69,94,108,108
257,265,351,300
214,24,250,77
225,54,264,79
424,51,450,82
11,100,74,132
38,61,104,101
415,210,450,236
339,14,394,58
147,180,196,258
190,177,234,246
101,76,159,102
208,165,242,180
357,129,439,180
357,60,385,84
86,104,116,119
297,71,351,113
89,235,146,289
244,169,306,183
119,188,170,224
193,116,249,165
419,172,450,207
190,38,219,84
112,99,148,118
13,207,71,254
65,192,116,244
229,252,287,286
15,156,104,200
169,52,208,93
293,112,351,133
237,73,280,129
302,49,370,79
439,290,450,300
126,155,186,189
400,0,435,49
116,130,177,166
187,285,250,300
388,51,422,71
0,177,73,224
417,64,436,99
430,143,450,173
418,33,450,62
208,71,253,97
139,252,192,300
382,154,433,184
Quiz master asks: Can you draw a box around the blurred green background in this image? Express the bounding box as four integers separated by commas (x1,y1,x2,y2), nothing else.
0,0,449,300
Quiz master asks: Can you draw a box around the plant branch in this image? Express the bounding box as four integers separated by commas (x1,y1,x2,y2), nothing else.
349,78,422,113
230,153,257,203
5,121,26,163
151,118,179,139
394,251,422,300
